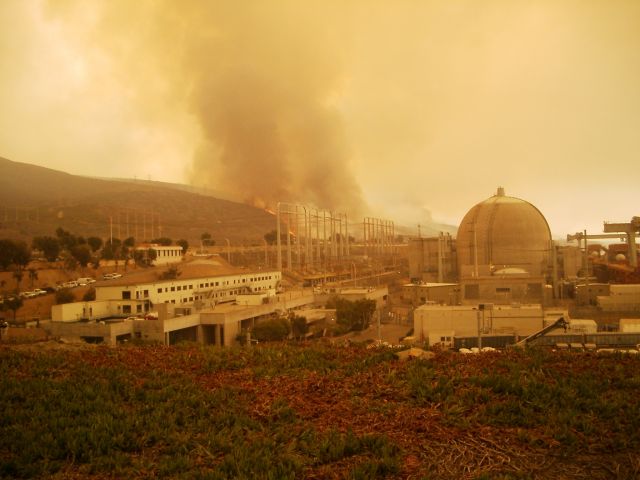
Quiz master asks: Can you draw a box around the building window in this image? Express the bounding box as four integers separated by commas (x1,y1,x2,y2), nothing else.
144,290,149,298
171,286,175,292
123,305,132,314
122,291,131,300
136,304,142,313
157,288,162,293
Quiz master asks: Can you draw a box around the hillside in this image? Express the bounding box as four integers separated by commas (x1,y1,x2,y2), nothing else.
1,343,639,479
0,157,275,245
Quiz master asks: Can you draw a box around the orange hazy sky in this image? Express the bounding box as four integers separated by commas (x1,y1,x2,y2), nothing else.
0,0,638,236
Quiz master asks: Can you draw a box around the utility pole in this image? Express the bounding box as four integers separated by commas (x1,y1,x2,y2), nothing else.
437,232,443,283
276,202,282,272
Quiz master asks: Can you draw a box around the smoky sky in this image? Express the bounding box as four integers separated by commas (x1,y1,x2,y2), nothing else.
1,0,639,234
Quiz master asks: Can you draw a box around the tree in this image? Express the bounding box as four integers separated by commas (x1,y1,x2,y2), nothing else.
71,245,92,267
326,297,376,332
134,248,156,267
12,268,23,292
3,295,23,321
102,238,122,260
150,237,172,246
28,268,38,288
176,239,189,254
123,237,135,248
290,315,309,340
55,288,75,305
252,318,291,342
82,287,96,301
56,227,78,250
12,241,31,269
87,236,103,252
201,232,214,246
33,236,61,262
0,239,17,270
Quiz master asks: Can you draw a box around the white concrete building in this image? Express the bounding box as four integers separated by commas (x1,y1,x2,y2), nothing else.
52,257,281,321
598,284,640,312
136,244,184,266
414,303,545,346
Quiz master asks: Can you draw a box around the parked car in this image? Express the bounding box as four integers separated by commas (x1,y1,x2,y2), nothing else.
102,273,123,280
77,277,96,285
32,289,47,296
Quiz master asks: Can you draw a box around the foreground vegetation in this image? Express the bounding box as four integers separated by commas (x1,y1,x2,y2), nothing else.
1,343,640,479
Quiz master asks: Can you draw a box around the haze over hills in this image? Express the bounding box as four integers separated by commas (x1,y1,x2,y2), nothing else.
0,156,454,244
0,157,276,245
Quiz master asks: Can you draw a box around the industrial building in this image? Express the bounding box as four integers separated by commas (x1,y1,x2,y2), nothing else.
135,244,185,266
46,254,392,346
52,257,281,322
408,188,556,306
413,303,546,349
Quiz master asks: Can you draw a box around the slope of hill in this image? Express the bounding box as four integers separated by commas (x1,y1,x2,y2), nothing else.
0,157,276,244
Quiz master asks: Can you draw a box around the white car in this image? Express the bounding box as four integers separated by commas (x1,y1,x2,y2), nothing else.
77,277,96,285
33,289,47,296
102,273,123,280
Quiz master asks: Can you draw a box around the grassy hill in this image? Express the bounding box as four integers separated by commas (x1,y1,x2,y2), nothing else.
0,157,276,245
1,343,639,479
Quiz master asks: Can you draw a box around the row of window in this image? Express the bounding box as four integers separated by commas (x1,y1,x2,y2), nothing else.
162,288,244,305
119,273,280,301
157,249,182,257
157,285,195,293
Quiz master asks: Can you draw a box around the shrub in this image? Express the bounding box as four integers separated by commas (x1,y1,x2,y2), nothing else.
55,288,75,305
252,318,291,342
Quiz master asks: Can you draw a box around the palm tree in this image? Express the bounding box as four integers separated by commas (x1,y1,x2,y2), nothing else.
13,268,24,292
28,268,38,289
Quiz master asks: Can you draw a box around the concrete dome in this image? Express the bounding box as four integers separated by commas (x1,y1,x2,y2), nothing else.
457,188,551,276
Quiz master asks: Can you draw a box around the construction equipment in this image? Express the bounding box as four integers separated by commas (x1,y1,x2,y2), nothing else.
512,316,569,348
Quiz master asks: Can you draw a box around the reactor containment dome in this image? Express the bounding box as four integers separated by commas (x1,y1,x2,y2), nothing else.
456,187,552,278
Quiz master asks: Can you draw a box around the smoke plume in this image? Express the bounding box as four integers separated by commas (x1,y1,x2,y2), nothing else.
39,0,366,214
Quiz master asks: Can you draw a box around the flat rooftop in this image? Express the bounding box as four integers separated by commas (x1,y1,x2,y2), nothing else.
96,256,278,287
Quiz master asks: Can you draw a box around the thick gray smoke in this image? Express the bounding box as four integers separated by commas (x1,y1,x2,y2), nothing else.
32,0,366,214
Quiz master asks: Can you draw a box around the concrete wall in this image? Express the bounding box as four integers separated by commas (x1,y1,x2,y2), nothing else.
52,301,114,322
461,276,548,305
47,320,133,346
